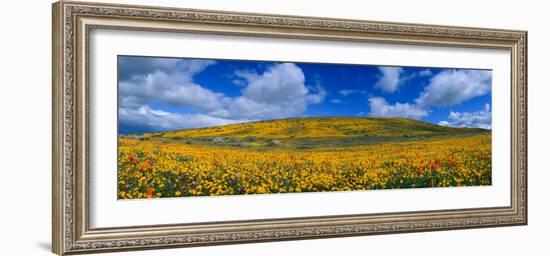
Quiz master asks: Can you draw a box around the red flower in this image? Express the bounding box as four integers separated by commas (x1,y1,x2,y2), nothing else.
432,160,441,171
128,155,137,165
146,187,154,199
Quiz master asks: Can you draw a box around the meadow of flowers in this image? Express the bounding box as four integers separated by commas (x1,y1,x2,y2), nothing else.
117,130,491,199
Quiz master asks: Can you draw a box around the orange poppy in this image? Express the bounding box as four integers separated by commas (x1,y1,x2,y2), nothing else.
140,161,151,171
146,187,154,199
128,155,137,165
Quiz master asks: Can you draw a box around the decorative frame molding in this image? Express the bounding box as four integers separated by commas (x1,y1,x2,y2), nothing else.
52,1,527,255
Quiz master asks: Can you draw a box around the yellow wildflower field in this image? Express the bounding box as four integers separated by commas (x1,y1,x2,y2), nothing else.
117,119,491,199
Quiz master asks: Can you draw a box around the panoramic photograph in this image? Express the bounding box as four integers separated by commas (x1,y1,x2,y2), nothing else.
117,55,492,200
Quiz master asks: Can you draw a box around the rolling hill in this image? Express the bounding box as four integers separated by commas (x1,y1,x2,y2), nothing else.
129,117,489,150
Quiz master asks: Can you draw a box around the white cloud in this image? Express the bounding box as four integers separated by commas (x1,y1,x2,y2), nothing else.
438,121,450,126
120,62,326,132
240,63,308,104
418,69,433,77
438,103,492,129
338,89,367,96
366,68,492,128
375,67,403,93
211,97,310,120
339,89,354,96
306,84,327,104
119,57,181,81
119,105,248,132
416,69,491,107
364,69,492,128
331,99,345,104
211,63,326,120
119,59,224,112
368,97,428,120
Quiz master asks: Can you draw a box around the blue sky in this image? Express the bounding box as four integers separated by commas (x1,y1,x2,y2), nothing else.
118,55,492,134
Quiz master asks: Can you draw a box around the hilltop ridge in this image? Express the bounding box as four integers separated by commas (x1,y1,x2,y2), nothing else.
146,116,486,138
127,117,488,150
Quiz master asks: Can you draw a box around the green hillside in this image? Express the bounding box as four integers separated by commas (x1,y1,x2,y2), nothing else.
130,117,489,150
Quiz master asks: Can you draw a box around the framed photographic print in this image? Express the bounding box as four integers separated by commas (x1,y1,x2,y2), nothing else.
52,1,527,255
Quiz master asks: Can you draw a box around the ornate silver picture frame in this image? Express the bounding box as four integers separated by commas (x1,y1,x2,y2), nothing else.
52,1,527,255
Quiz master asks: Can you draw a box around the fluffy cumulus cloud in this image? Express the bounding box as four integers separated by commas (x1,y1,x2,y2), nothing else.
438,103,492,129
363,68,493,129
375,67,403,93
209,63,325,120
416,69,492,107
368,97,428,120
118,59,223,111
239,63,314,104
118,56,181,81
366,68,492,129
119,60,325,132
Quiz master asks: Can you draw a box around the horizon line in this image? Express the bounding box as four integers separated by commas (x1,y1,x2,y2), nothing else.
118,115,491,135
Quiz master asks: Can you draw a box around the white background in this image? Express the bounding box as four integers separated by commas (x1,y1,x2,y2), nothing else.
90,29,510,227
0,0,547,255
